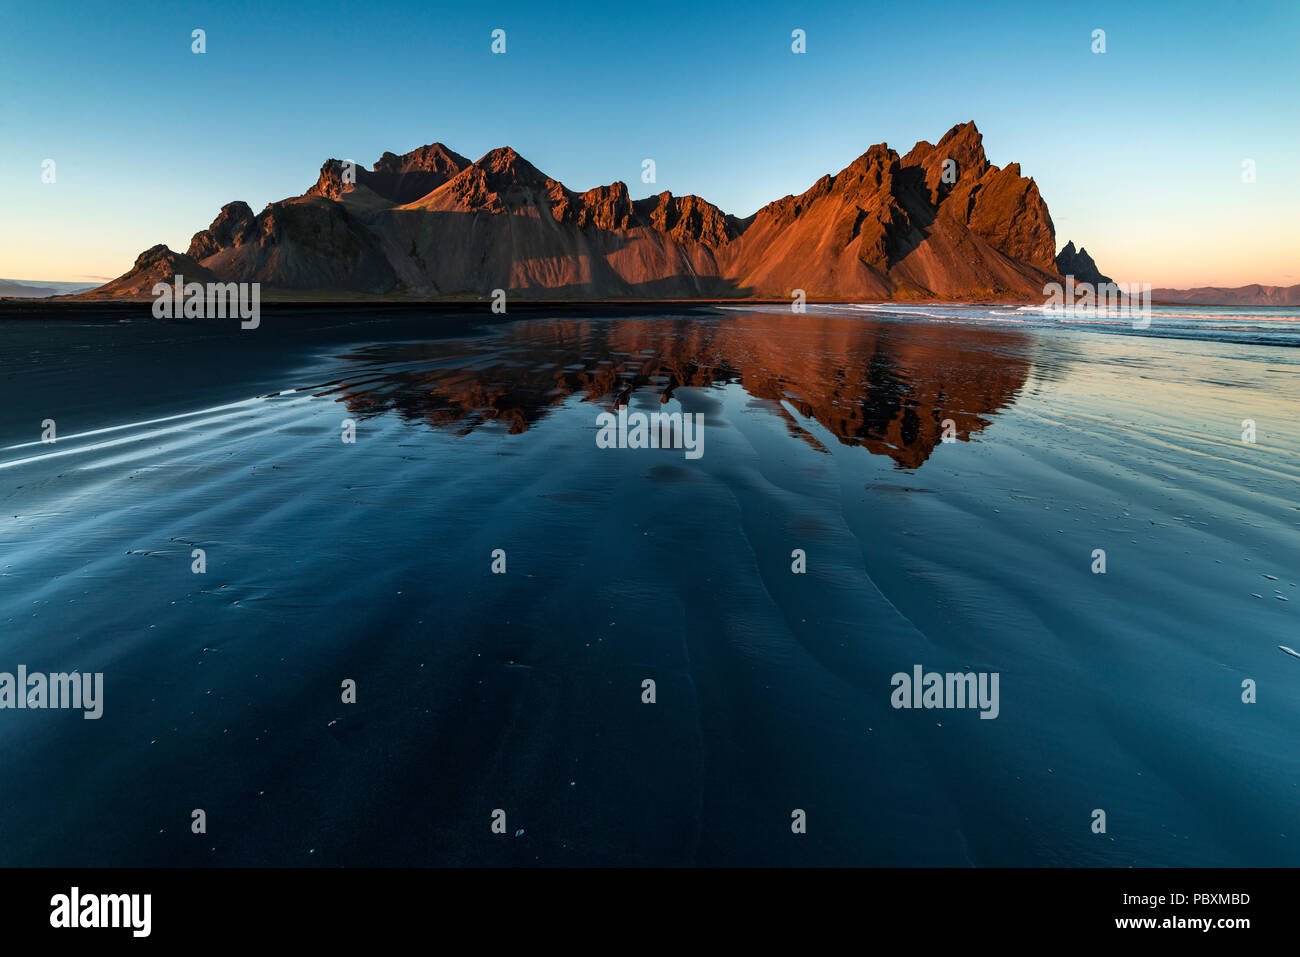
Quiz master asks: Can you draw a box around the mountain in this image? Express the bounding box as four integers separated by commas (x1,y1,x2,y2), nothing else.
81,122,1065,302
722,123,1057,300
1054,241,1111,286
1149,284,1300,306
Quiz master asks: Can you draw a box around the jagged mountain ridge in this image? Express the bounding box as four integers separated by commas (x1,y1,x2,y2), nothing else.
88,122,1069,301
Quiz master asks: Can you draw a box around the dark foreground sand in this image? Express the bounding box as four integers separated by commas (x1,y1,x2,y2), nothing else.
1,302,1297,865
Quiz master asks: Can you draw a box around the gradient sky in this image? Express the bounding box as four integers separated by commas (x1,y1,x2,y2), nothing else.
2,0,1297,287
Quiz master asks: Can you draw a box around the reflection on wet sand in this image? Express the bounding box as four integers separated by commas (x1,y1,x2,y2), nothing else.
319,310,1037,468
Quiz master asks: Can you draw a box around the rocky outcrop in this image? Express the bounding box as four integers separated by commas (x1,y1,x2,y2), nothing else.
88,245,219,299
169,190,398,295
85,123,1071,301
1055,241,1112,286
188,201,256,260
306,143,471,205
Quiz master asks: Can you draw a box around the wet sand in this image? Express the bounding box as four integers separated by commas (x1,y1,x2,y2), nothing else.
1,303,1297,865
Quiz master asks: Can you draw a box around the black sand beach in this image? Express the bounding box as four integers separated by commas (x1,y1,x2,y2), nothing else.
2,302,1298,865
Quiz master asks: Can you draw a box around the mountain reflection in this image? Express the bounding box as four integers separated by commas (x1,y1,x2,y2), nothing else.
317,310,1036,468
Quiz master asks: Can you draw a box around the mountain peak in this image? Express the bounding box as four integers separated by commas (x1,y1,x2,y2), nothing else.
933,121,989,177
413,146,559,214
897,120,991,209
1056,240,1111,285
89,244,218,299
188,201,256,259
939,119,981,140
373,143,470,176
838,143,900,192
305,143,472,205
475,147,549,184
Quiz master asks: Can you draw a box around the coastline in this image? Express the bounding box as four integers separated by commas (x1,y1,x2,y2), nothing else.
0,295,1284,317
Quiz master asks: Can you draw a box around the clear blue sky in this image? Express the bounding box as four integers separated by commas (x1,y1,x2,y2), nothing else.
2,0,1297,286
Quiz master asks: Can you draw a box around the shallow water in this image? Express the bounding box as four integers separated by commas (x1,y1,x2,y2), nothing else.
1,304,1297,865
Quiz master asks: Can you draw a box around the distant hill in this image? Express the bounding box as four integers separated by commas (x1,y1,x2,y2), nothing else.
1046,248,1296,307
1150,284,1300,306
0,278,99,298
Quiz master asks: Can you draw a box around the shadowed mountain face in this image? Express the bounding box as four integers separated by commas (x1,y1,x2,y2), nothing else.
315,311,1035,468
89,123,1064,302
